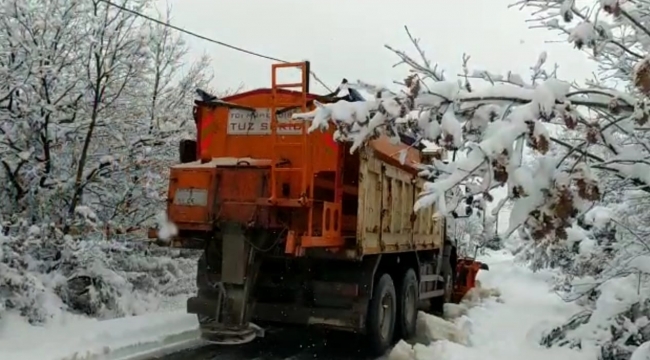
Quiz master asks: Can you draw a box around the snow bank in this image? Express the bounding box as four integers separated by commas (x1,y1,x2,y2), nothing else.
0,310,199,360
414,311,471,346
389,250,596,360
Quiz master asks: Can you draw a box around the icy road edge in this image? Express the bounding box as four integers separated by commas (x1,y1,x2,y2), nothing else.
0,310,202,360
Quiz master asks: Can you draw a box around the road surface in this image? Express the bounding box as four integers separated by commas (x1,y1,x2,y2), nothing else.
151,326,386,360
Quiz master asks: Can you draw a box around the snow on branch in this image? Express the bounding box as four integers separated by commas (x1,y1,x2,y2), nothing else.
293,26,650,242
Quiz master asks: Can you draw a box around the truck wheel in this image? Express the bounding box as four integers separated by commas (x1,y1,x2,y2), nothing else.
367,273,397,356
397,268,419,340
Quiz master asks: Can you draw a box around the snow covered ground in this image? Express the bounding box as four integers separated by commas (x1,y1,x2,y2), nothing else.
0,310,201,360
391,249,597,360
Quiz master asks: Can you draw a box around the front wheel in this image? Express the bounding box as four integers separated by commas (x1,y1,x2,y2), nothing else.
366,273,397,356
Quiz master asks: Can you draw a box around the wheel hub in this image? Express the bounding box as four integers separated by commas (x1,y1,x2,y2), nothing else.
379,293,394,341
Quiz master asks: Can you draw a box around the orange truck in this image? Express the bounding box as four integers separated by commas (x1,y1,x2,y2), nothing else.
150,61,486,355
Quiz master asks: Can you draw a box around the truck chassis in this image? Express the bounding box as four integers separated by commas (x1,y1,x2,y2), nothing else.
185,226,457,355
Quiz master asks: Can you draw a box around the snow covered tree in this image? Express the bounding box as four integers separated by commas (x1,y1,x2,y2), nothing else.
0,0,214,324
0,0,218,232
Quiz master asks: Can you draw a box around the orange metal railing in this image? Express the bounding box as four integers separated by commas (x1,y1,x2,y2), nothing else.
269,62,314,237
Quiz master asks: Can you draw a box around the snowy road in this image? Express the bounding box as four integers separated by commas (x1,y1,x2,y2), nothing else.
389,250,597,360
148,327,379,360
150,250,596,360
0,249,597,360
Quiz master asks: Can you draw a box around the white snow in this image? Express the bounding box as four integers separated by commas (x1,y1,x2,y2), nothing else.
0,310,199,360
584,206,614,229
156,212,178,242
631,341,650,360
75,205,98,222
390,250,597,360
569,22,597,47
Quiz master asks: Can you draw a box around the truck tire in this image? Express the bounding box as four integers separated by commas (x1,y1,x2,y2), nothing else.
397,268,419,340
367,273,397,356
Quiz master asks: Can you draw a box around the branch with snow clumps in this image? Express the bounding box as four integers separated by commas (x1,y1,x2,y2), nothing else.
293,27,639,243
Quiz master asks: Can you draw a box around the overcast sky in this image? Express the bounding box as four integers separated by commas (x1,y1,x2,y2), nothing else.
155,0,596,94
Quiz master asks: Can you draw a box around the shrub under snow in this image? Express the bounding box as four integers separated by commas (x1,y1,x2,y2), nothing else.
0,223,199,324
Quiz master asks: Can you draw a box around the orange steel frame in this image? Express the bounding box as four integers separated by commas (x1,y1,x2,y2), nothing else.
268,62,345,254
268,62,311,209
191,61,346,255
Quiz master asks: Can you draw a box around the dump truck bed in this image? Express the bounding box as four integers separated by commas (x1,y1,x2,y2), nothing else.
357,141,444,256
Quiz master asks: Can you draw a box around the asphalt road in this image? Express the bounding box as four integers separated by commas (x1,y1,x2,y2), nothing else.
151,326,387,360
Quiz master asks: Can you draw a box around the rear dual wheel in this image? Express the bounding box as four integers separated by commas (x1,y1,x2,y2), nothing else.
367,274,396,355
367,269,419,356
397,269,419,340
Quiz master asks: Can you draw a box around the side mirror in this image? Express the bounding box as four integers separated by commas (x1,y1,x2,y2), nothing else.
479,262,489,271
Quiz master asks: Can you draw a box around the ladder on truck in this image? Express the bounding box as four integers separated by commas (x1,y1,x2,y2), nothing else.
269,61,312,210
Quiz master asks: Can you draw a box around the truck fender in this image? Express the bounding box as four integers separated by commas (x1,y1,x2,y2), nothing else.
359,254,382,299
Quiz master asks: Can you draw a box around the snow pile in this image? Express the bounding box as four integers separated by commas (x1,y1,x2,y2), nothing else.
0,309,199,360
388,250,596,360
414,311,471,346
0,222,200,325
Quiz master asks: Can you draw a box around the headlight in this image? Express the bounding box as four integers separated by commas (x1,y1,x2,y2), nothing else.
173,188,208,206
